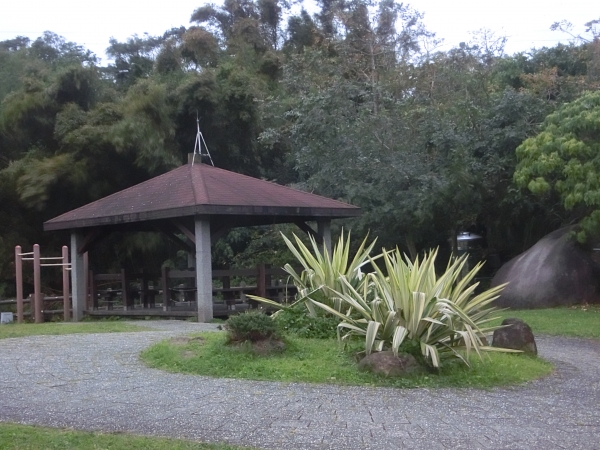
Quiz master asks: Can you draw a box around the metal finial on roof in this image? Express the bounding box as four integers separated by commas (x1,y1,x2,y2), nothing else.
192,112,214,166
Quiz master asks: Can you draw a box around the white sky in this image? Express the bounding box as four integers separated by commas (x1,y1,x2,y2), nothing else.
0,0,597,64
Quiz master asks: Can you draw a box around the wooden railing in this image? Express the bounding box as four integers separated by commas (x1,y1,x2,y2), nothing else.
0,296,70,318
87,265,298,311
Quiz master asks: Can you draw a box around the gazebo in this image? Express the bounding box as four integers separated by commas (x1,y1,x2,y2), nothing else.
44,157,360,322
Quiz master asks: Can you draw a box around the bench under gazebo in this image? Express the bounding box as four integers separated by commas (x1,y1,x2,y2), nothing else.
44,156,360,322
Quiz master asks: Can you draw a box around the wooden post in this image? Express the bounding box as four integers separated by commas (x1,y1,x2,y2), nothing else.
90,270,98,310
121,269,130,310
33,244,43,323
257,264,266,298
15,246,23,323
141,269,148,309
222,275,236,310
162,266,170,311
265,264,272,288
62,246,70,321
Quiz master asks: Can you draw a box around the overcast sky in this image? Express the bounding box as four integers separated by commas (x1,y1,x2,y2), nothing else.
0,0,597,64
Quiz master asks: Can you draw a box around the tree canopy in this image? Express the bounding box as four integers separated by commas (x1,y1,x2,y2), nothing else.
515,90,600,243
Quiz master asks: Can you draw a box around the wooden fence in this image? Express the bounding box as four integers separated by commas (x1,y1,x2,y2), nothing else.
87,264,298,312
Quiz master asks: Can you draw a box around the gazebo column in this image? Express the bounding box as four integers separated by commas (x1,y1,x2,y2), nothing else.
317,219,332,255
195,217,213,322
70,232,86,321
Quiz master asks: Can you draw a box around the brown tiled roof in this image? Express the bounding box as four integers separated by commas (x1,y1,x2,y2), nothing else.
44,163,360,231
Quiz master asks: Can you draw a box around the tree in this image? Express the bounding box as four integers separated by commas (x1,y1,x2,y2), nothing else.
514,90,600,243
190,0,287,52
105,32,174,89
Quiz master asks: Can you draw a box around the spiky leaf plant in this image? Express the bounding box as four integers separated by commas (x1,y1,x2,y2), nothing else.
310,248,512,368
249,230,377,316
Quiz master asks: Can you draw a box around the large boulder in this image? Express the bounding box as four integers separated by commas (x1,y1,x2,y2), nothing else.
492,227,600,309
358,351,423,377
492,318,537,355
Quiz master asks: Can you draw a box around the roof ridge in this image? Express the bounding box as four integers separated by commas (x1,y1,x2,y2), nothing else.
202,164,354,207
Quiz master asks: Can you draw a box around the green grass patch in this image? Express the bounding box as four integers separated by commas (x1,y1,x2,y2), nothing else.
0,321,151,339
0,423,254,450
141,332,553,389
494,305,600,339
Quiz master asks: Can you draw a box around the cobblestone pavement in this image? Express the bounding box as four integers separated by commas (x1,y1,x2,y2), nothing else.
0,320,599,449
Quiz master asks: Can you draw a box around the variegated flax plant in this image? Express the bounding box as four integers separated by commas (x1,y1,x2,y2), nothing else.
261,231,377,316
250,234,513,369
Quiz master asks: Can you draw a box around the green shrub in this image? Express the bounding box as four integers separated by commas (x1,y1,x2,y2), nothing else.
225,311,280,342
274,305,339,339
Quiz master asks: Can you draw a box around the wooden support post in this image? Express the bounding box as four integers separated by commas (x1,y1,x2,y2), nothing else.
265,264,272,288
162,266,170,311
141,269,148,308
257,264,266,298
222,275,235,310
90,270,98,310
62,246,70,321
15,246,23,323
222,276,231,290
121,269,130,310
33,244,43,323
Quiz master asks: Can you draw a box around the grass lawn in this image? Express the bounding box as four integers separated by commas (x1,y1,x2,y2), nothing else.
141,332,553,389
0,423,254,450
494,305,600,339
0,321,151,339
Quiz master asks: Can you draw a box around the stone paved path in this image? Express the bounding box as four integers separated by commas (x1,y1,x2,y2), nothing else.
0,320,599,449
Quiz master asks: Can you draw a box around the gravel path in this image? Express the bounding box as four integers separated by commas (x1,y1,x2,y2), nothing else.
0,320,599,449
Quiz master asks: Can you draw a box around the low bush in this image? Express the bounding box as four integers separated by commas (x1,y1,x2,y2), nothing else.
274,304,339,339
225,311,281,343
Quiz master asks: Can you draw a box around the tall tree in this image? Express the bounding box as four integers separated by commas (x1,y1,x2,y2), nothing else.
514,90,600,243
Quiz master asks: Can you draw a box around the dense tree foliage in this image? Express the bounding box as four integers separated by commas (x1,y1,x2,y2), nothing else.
514,90,600,243
0,0,598,295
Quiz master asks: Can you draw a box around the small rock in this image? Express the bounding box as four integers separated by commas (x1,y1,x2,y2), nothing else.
358,351,423,377
492,318,537,355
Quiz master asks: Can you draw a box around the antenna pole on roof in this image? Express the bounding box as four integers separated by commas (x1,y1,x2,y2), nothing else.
192,111,214,167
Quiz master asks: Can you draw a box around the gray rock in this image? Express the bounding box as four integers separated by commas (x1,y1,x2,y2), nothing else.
358,350,423,377
492,226,600,309
492,318,537,355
